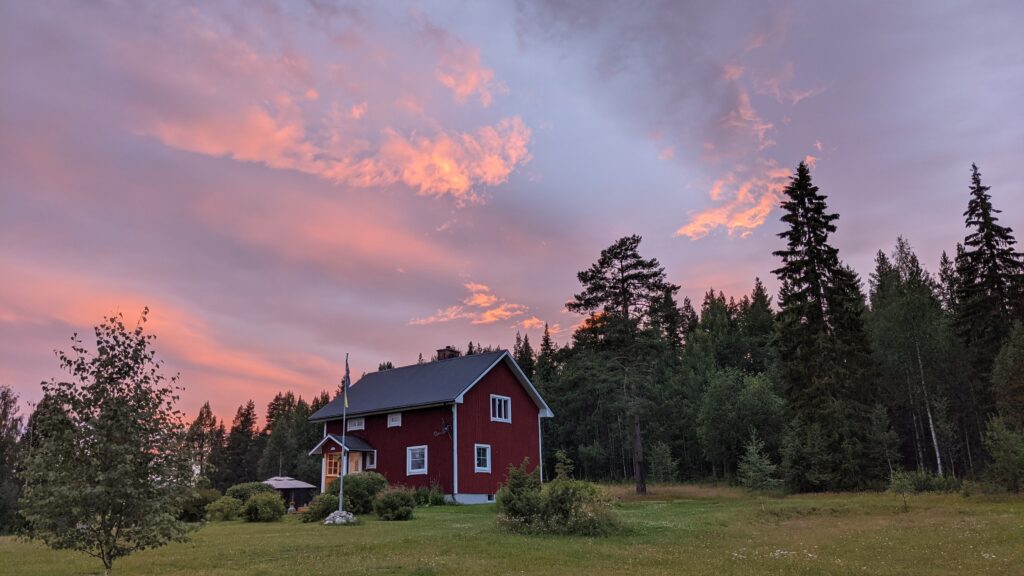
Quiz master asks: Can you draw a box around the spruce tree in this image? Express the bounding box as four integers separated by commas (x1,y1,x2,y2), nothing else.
516,333,537,379
955,164,1024,389
186,402,220,482
535,323,557,387
223,401,260,486
771,161,878,490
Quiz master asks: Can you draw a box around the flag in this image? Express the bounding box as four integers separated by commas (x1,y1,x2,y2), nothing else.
343,353,350,409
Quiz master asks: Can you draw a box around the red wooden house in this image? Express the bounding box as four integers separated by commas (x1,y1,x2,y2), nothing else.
308,348,554,504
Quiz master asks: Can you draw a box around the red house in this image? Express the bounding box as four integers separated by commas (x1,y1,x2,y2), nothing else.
308,348,554,504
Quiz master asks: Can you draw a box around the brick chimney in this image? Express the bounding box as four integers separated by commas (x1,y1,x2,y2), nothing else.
436,346,461,361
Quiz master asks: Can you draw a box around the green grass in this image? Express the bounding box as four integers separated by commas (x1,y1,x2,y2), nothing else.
3,486,1022,575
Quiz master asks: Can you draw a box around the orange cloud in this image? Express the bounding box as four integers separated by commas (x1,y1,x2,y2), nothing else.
676,161,792,240
722,87,775,150
410,282,528,326
436,44,503,107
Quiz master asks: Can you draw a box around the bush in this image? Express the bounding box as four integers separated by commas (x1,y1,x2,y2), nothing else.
496,458,619,536
225,481,277,503
373,488,416,521
206,496,244,521
738,432,782,492
302,493,339,523
180,487,221,522
495,459,543,528
540,478,619,536
984,417,1024,492
243,492,286,522
326,472,388,514
413,486,430,506
428,484,447,506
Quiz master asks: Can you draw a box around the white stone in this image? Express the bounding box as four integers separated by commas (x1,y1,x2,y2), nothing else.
323,510,357,525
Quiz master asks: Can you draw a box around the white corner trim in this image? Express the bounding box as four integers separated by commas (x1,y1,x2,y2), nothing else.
453,351,554,417
452,404,459,499
537,413,544,483
406,445,428,476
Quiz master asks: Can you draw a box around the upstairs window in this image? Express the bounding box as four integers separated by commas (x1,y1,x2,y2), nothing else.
407,445,427,476
474,444,491,473
490,395,511,423
365,450,377,469
387,413,402,428
347,417,365,431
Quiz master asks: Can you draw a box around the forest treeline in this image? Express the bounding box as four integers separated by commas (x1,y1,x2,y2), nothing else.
1,163,1023,531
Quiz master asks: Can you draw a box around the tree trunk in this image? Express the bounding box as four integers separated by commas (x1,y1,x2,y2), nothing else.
907,375,924,471
632,412,646,495
915,339,943,476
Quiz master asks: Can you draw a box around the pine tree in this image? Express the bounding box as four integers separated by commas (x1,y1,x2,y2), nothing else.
535,323,557,387
737,278,774,373
515,333,537,379
223,401,260,486
955,164,1024,394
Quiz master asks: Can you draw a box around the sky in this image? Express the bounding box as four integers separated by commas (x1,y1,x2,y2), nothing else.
2,1,1022,422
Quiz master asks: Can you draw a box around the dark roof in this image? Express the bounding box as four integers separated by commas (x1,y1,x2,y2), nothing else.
263,476,317,490
308,434,375,455
309,350,552,422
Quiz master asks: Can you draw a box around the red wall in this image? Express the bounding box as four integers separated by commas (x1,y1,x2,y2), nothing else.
456,362,540,495
325,405,455,493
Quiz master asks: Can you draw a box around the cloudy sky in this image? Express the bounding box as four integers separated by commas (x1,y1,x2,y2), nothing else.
2,1,1022,420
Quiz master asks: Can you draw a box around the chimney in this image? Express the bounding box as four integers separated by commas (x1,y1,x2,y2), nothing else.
436,346,461,361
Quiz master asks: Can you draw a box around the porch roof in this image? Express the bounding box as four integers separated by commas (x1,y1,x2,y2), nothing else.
307,434,376,456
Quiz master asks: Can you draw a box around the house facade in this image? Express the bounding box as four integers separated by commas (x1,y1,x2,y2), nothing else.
308,349,554,504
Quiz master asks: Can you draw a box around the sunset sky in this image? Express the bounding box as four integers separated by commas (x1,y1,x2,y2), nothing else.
2,1,1022,421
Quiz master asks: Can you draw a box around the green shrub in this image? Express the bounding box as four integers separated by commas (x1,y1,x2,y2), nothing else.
302,493,339,523
373,488,416,521
206,496,244,521
539,478,619,536
413,486,430,506
225,481,277,502
495,459,543,529
325,472,388,514
428,484,447,506
888,470,914,511
243,492,286,522
984,417,1024,492
180,487,221,522
738,432,782,492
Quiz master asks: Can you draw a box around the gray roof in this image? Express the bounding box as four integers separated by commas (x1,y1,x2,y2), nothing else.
309,350,552,422
308,434,375,455
262,476,316,490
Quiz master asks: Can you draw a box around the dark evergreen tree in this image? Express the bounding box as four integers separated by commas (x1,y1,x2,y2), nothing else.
535,323,558,388
377,361,394,371
737,278,774,373
954,164,1024,415
186,402,220,483
514,333,537,379
0,386,22,533
222,401,261,486
771,161,878,490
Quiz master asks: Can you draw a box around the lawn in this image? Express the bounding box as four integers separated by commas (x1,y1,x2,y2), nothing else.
3,486,1022,575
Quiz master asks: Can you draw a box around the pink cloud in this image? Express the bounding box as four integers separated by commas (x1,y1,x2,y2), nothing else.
676,161,792,240
410,282,528,326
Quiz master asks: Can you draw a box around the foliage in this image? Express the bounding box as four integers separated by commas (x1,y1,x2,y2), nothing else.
302,493,339,523
243,492,286,522
647,441,677,482
225,481,276,503
738,432,781,492
180,488,221,522
373,488,416,521
18,310,194,573
538,478,620,536
992,323,1024,428
325,472,388,514
205,496,243,521
888,470,914,511
413,486,430,506
495,459,543,527
984,417,1024,492
218,401,262,489
513,331,537,380
0,385,22,534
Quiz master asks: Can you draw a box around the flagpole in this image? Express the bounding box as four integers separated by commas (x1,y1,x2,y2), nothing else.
338,353,349,514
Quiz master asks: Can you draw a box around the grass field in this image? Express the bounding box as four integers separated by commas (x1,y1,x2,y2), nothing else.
3,486,1022,575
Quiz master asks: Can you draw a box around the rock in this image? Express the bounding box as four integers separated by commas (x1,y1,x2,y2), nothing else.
323,510,357,525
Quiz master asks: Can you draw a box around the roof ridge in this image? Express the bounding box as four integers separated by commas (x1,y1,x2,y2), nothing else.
361,348,505,379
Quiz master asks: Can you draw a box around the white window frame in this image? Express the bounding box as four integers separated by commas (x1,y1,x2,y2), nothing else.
474,444,491,473
406,445,428,476
365,450,377,469
346,417,365,431
387,413,402,428
490,394,511,423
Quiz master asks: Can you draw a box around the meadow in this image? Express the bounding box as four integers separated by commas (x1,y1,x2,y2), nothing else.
3,486,1022,576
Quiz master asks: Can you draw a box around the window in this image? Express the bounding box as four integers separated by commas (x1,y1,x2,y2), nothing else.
474,444,491,473
325,453,340,476
406,445,427,476
490,395,511,423
347,417,364,431
387,413,402,428
365,450,377,469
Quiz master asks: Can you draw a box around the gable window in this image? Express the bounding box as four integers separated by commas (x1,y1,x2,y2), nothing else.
365,450,377,469
474,444,491,473
490,395,511,423
387,413,402,428
347,417,364,431
406,445,427,476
